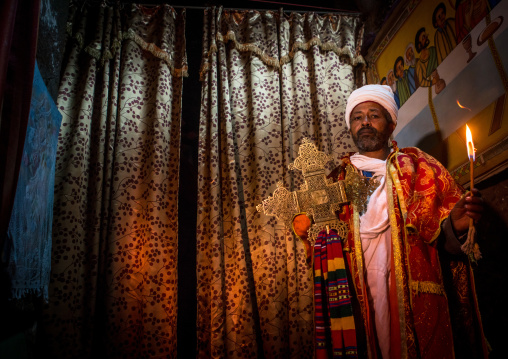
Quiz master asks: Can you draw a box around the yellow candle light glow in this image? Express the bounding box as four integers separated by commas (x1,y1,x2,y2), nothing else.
466,125,475,233
466,124,475,162
458,107,481,261
466,125,475,189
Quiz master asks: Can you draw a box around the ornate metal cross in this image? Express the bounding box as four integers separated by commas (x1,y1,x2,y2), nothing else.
256,138,349,244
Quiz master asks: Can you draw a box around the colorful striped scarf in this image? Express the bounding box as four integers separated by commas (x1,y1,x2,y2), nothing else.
314,229,358,358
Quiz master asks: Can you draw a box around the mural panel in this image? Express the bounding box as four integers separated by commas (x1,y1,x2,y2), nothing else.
367,0,508,186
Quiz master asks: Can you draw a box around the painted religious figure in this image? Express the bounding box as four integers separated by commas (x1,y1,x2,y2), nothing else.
394,56,412,106
415,27,439,87
433,2,457,64
455,0,501,42
404,42,419,93
386,69,400,107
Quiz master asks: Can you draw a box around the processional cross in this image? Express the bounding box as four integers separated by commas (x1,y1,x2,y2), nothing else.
256,138,349,245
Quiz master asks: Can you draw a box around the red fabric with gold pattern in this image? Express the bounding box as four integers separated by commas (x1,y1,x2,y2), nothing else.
390,147,460,357
392,147,463,243
390,147,487,358
303,146,489,359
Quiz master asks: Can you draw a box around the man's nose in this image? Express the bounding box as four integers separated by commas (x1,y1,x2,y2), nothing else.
361,116,371,126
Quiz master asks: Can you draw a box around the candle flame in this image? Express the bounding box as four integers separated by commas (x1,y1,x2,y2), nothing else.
457,99,471,111
466,125,475,161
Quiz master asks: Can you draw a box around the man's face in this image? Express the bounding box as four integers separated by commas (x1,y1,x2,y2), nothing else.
419,31,429,49
406,46,414,63
395,60,404,79
349,101,395,153
435,7,445,28
387,71,395,86
387,71,397,92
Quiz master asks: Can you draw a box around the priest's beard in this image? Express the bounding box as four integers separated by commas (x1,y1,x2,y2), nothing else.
352,126,391,152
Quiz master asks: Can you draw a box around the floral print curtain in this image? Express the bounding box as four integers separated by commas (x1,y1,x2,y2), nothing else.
38,3,187,358
197,7,364,358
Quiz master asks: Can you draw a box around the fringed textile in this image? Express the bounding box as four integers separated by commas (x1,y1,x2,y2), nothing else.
5,62,62,301
66,4,188,77
314,229,358,359
199,7,365,81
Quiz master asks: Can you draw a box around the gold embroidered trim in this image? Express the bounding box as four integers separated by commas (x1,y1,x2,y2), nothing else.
67,25,188,77
386,162,408,358
200,32,365,81
216,30,281,67
281,37,365,67
389,156,408,222
352,210,364,288
392,149,403,177
410,281,445,296
124,28,189,77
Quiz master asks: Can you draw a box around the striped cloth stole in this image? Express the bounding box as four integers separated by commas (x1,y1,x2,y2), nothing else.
314,229,358,358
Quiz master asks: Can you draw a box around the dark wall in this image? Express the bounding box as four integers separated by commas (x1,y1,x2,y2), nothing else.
0,0,69,357
474,168,508,359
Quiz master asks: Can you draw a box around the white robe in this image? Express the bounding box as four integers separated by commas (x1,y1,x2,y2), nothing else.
350,153,392,359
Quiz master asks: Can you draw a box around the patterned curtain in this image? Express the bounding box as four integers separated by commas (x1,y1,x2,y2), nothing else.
38,3,187,358
197,7,364,358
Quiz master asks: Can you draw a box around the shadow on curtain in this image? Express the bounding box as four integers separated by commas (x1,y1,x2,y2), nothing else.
37,3,187,358
197,7,364,358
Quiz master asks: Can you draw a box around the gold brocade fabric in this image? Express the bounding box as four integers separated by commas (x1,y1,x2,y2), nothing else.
40,4,187,358
344,164,379,214
197,7,364,358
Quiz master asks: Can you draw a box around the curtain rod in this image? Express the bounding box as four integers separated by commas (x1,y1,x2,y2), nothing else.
84,1,361,15
152,4,361,16
102,1,361,16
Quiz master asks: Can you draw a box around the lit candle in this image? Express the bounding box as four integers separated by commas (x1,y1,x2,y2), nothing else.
466,125,475,232
460,116,481,261
466,125,475,190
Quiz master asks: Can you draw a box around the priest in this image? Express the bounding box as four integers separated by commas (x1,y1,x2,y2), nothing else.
293,84,489,359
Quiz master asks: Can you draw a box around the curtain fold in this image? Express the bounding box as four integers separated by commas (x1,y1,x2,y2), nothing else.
39,4,186,358
197,7,364,358
0,0,40,250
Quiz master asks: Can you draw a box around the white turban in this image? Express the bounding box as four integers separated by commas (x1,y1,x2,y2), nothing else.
345,84,398,129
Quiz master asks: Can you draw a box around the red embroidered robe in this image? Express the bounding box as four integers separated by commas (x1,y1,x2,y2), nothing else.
295,146,489,358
